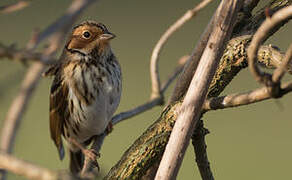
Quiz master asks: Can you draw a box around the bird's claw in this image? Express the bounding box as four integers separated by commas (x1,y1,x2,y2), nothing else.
83,149,100,170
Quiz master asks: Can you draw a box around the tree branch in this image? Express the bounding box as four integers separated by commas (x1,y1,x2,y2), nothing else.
258,45,292,74
0,1,29,14
0,152,80,180
204,80,292,111
192,120,213,180
0,43,56,65
150,0,214,99
247,5,292,86
272,43,292,82
112,55,188,124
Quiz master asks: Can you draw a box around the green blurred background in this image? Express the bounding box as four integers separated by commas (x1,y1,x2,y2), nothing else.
0,0,291,179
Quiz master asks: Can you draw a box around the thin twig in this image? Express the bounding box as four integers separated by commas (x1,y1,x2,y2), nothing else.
150,0,214,99
112,98,162,125
203,80,292,111
112,55,188,125
272,43,292,82
0,1,29,14
0,43,56,65
168,12,215,104
0,62,46,154
192,120,214,180
155,1,244,179
247,5,292,86
161,55,189,93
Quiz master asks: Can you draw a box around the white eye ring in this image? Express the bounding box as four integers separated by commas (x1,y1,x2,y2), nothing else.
82,31,91,39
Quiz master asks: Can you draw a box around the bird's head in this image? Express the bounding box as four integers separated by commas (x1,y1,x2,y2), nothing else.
66,20,115,56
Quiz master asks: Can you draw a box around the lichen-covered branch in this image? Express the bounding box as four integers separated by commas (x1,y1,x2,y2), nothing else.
203,80,292,111
247,5,292,86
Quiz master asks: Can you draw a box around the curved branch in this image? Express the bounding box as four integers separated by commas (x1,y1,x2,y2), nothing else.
272,43,292,82
247,5,292,85
150,0,213,99
257,45,292,73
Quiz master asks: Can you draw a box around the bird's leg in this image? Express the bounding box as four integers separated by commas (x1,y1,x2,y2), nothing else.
68,138,100,168
80,133,106,177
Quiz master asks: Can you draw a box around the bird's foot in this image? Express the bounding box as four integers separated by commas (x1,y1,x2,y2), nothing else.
81,150,100,178
83,149,100,169
68,138,100,169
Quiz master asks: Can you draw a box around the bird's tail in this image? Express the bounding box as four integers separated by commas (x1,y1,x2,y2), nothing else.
69,150,83,175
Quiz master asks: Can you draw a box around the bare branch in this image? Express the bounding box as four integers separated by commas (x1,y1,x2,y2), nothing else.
203,80,292,111
112,98,162,125
0,152,80,180
257,45,292,73
0,62,46,154
0,43,56,65
247,5,292,86
168,12,214,104
272,43,292,82
0,1,29,14
155,1,244,179
161,55,189,93
192,120,214,180
0,152,57,180
150,0,214,99
112,55,188,125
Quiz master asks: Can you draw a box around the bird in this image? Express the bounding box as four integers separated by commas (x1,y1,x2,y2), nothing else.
45,20,122,175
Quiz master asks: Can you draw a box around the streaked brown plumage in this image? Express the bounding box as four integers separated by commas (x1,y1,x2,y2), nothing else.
46,21,122,174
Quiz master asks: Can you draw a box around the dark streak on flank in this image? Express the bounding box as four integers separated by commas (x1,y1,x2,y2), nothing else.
81,69,89,99
70,100,74,114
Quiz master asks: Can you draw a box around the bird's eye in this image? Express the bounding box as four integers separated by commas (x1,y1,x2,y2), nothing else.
82,31,91,39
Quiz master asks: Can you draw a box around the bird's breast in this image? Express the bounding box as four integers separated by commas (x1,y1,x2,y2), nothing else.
62,58,121,142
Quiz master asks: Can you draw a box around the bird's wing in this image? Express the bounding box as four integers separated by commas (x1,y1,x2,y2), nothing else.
49,73,68,160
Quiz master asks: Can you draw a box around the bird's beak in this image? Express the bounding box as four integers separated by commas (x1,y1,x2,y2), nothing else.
100,31,116,40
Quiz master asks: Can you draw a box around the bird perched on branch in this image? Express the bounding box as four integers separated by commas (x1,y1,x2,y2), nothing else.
44,20,122,175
